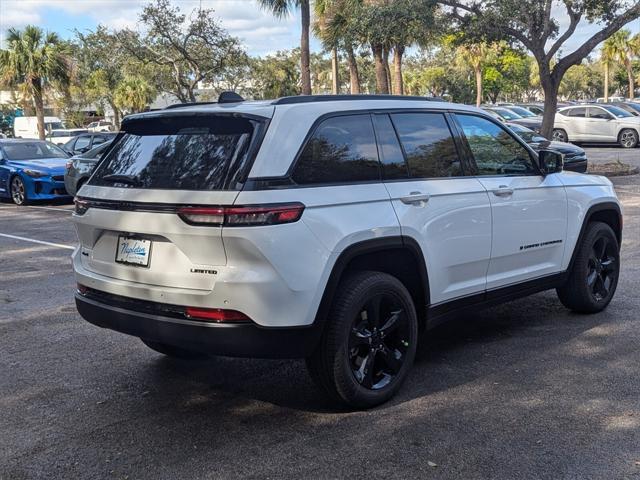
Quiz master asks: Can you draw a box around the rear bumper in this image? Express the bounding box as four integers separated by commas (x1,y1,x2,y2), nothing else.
75,293,322,359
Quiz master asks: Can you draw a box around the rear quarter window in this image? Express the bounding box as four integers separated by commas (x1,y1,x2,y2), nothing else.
291,114,381,185
89,115,265,191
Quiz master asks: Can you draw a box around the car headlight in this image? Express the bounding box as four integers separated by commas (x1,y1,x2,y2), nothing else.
23,169,45,178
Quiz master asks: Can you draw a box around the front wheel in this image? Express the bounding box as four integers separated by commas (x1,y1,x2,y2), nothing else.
618,129,639,149
10,176,27,205
552,129,568,143
557,222,620,313
306,271,418,409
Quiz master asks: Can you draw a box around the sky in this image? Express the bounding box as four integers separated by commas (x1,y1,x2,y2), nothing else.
0,0,639,58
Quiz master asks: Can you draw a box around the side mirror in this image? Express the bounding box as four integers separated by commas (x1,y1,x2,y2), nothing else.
539,149,564,175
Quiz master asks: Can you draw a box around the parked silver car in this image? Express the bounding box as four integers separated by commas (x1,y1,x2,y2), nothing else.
64,141,112,196
553,105,640,148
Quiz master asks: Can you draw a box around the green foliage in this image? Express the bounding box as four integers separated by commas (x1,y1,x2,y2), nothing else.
248,50,301,99
119,0,246,103
114,75,156,113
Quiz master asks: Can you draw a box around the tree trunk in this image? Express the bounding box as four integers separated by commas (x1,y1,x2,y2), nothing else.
107,98,121,129
604,62,609,102
331,47,339,95
187,87,197,103
32,78,46,140
371,44,389,94
382,47,392,94
540,75,560,139
393,45,404,95
474,65,483,107
346,46,360,94
626,63,635,100
300,0,312,95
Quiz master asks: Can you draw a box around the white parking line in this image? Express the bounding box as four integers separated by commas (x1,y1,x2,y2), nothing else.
0,233,75,250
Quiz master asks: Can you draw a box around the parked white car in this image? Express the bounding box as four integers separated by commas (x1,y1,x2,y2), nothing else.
73,94,622,408
13,116,64,138
48,129,90,146
553,104,640,148
86,120,113,132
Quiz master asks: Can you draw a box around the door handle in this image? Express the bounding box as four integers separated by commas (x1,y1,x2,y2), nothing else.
400,191,430,205
493,186,514,197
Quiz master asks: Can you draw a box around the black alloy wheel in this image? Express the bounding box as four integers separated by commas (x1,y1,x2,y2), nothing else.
348,294,411,390
306,271,418,408
587,235,617,302
557,221,620,313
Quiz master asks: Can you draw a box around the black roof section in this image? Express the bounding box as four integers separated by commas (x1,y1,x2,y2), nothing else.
272,94,444,105
165,91,245,109
165,101,217,110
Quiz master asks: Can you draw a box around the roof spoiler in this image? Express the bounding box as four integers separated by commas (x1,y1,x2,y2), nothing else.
165,91,245,110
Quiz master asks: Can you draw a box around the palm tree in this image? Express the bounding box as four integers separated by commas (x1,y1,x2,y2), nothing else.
314,0,340,94
0,26,69,139
604,29,638,100
113,75,155,114
259,0,312,95
601,37,617,102
457,42,490,107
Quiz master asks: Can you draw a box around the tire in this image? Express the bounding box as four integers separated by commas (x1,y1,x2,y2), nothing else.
557,222,620,313
552,129,568,143
306,271,418,409
618,129,638,149
140,338,209,360
10,175,28,205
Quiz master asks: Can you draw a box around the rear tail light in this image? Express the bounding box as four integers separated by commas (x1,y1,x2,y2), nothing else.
74,197,89,215
178,203,304,227
185,307,251,323
77,283,88,295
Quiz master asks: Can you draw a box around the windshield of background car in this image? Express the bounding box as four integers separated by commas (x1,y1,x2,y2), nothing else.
2,141,69,160
46,122,64,130
83,142,111,159
492,108,522,120
90,114,266,190
507,124,546,144
506,106,536,117
601,105,635,118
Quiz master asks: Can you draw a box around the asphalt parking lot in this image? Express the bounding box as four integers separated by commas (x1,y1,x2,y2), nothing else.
585,146,640,169
1,172,640,480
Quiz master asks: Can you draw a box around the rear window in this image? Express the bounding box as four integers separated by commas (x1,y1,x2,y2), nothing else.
90,115,265,190
2,141,69,160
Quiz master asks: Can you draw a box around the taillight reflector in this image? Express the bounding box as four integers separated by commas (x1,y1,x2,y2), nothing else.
185,307,251,323
178,203,304,227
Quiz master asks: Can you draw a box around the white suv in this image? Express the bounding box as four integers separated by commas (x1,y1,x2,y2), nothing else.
73,94,622,408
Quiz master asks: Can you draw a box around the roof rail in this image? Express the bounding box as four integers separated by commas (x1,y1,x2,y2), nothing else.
272,94,444,105
165,101,217,110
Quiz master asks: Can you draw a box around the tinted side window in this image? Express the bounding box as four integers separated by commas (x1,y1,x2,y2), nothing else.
567,107,587,118
292,115,381,185
372,114,408,180
75,136,91,151
390,113,461,178
588,107,612,119
457,114,537,176
92,135,108,146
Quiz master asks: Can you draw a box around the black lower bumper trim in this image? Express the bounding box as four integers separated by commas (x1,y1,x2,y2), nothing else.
76,294,321,359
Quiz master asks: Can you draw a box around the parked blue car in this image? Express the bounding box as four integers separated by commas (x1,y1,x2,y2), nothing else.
0,139,71,205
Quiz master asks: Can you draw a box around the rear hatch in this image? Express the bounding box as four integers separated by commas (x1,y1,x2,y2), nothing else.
74,109,270,291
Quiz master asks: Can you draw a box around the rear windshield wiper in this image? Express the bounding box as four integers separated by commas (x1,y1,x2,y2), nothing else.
101,174,142,187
